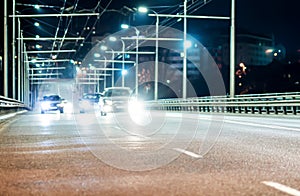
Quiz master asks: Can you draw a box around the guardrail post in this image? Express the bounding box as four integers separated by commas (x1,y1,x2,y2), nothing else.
266,107,270,114
292,106,297,115
274,106,278,114
283,106,287,115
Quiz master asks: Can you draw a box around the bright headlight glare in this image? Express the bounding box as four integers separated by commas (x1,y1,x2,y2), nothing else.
41,102,50,109
129,100,144,112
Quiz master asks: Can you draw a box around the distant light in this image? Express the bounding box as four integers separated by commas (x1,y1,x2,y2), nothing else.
166,80,170,84
121,24,129,29
274,52,278,57
34,22,40,27
184,40,192,49
34,5,40,9
35,35,40,38
278,49,281,53
180,52,184,58
94,53,100,58
35,44,42,49
122,69,128,75
176,13,182,22
90,65,95,70
138,7,148,13
265,49,274,54
109,36,117,42
101,45,107,51
70,60,75,64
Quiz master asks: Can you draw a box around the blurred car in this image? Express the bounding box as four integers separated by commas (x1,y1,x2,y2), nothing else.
99,87,131,116
79,93,102,113
40,94,64,114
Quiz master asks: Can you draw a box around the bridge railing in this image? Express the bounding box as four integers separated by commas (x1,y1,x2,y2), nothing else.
0,96,30,116
145,92,300,115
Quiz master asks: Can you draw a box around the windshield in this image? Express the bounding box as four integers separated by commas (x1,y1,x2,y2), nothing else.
83,94,98,99
42,95,60,101
104,89,130,97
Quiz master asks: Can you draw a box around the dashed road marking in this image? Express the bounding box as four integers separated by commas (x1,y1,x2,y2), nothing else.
262,181,300,196
173,148,203,158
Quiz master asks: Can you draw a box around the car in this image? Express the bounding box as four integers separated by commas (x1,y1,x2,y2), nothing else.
78,93,102,113
40,94,64,114
99,87,131,116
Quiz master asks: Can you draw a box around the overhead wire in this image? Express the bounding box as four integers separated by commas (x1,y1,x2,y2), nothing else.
69,0,114,61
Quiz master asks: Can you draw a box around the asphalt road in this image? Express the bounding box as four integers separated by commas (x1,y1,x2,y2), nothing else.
0,109,300,195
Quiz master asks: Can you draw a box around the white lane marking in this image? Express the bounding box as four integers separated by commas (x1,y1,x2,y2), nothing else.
0,113,16,120
0,110,26,120
224,119,300,132
113,126,122,130
196,116,300,132
173,148,203,158
262,181,300,196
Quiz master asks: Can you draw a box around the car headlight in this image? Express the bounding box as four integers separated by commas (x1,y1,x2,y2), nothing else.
57,103,64,107
41,102,51,109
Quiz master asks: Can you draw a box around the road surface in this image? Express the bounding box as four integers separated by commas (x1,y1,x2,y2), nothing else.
0,109,300,195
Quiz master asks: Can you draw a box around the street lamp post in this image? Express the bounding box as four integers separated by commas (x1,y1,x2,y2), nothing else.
110,49,115,87
121,25,140,91
134,27,140,97
109,36,125,87
121,39,125,87
183,0,187,99
12,0,16,99
4,0,8,97
230,0,235,98
17,18,22,101
138,7,159,100
103,56,107,90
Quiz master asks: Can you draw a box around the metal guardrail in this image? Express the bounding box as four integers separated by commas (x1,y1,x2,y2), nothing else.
146,92,300,115
0,96,30,116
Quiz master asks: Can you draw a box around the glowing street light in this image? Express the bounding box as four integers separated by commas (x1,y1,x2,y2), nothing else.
122,69,128,75
184,40,192,49
121,24,129,29
138,7,148,13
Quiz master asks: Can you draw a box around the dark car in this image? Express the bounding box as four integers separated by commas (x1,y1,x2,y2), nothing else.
79,93,102,113
40,94,64,114
99,87,131,116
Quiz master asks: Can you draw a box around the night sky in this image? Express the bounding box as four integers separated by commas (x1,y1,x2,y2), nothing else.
115,0,300,56
1,0,300,56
